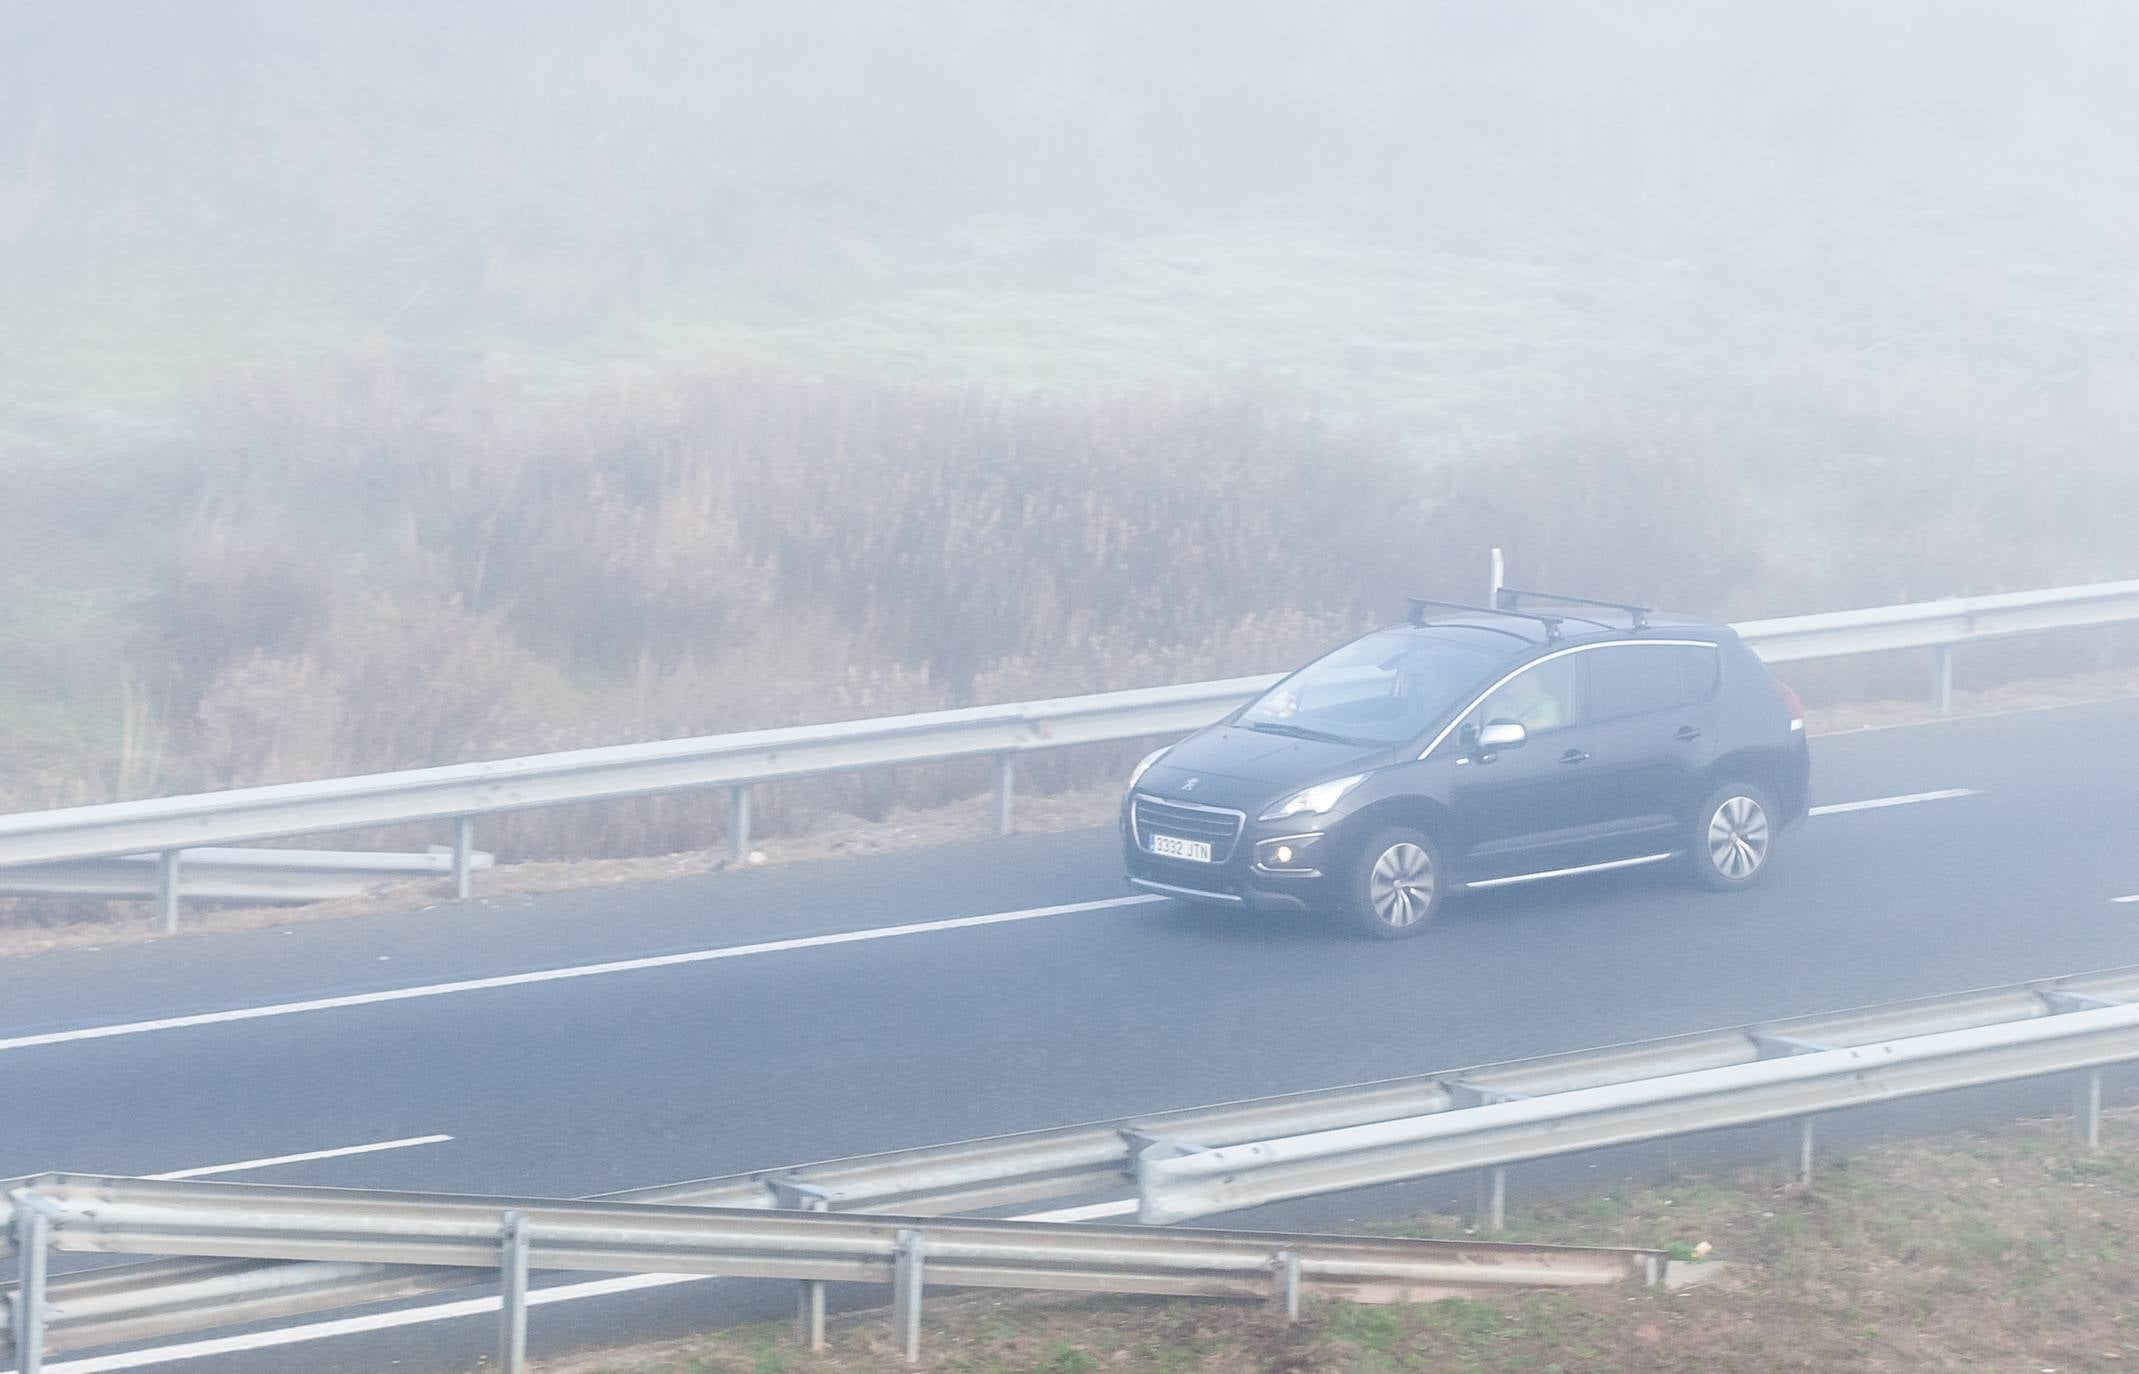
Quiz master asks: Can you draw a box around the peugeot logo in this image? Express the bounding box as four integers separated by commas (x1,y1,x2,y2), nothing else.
1181,777,1201,793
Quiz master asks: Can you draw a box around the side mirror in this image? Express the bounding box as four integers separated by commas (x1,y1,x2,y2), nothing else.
1477,719,1528,752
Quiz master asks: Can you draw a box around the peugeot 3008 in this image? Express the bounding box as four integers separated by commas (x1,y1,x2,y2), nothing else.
1121,589,1810,938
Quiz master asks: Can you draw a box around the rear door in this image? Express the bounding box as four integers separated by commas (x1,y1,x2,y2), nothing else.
1577,642,1722,854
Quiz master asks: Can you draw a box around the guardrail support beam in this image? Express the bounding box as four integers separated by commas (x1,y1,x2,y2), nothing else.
798,1274,828,1352
995,757,1015,835
2077,1069,2104,1149
781,1188,833,1351
156,849,182,934
1796,1117,1816,1186
1274,1249,1303,1322
9,1192,51,1374
893,1229,925,1364
453,819,476,901
1474,1166,1507,1231
729,785,752,865
1931,645,1955,714
499,1211,530,1374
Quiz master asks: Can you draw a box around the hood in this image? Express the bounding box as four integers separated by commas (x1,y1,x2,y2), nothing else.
1138,724,1392,808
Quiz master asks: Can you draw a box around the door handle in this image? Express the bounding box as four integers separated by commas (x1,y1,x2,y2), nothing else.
1674,726,1703,742
1558,749,1590,765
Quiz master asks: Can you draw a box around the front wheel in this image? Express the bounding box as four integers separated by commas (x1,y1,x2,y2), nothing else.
1689,781,1780,892
1343,826,1447,939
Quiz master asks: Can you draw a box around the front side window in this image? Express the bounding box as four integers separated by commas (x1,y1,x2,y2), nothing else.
1242,632,1503,746
1467,654,1583,736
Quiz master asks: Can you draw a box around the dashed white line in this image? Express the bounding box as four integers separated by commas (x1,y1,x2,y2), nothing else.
2114,894,2139,905
1809,788,1980,816
148,1134,454,1180
37,1196,1143,1371
0,895,1164,1056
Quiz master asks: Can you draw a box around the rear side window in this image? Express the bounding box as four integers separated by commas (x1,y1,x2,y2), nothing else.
1587,644,1719,721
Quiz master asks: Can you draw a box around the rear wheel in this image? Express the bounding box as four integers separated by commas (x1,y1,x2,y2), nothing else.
1343,826,1446,939
1689,781,1779,891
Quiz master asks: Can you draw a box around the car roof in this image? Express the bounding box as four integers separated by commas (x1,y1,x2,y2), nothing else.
1388,608,1729,654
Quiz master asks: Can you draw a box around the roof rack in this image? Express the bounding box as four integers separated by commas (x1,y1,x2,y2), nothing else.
1494,586,1654,632
1406,596,1563,641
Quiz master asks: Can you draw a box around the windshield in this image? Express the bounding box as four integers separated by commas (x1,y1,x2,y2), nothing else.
1240,632,1505,746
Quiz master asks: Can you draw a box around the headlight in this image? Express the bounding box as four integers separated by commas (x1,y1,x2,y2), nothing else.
1259,774,1367,822
1127,746,1170,791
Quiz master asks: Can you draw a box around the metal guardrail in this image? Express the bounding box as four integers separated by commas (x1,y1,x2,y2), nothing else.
0,1177,1665,1371
0,576,2133,929
10,964,2136,1363
1137,994,2139,1224
0,847,493,906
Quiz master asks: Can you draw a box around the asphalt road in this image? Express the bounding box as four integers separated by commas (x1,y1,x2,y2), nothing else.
3,698,2137,1372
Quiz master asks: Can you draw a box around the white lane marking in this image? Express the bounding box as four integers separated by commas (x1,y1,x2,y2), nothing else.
148,1135,454,1180
4,788,2001,1366
0,896,1164,1055
1809,788,1980,816
37,1196,1144,1370
2115,894,2139,905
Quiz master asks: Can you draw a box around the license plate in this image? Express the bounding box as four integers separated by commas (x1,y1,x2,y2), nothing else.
1149,834,1213,863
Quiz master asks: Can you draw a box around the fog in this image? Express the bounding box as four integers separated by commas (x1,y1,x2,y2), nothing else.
0,1,2134,831
9,3,2139,426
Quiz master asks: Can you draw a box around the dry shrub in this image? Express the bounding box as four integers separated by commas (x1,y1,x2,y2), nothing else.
1419,409,1783,619
189,593,577,788
16,358,2136,868
113,359,1422,859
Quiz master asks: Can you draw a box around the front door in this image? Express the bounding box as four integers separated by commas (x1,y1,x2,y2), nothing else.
1445,652,1609,878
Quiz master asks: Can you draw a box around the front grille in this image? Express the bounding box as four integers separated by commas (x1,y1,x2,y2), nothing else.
1132,795,1246,863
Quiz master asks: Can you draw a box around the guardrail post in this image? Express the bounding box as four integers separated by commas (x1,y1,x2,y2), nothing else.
1931,645,1955,713
498,1210,530,1373
452,818,476,901
9,1191,51,1374
729,785,752,865
1273,1249,1303,1322
995,757,1016,835
792,1193,830,1352
1476,1166,1506,1231
1489,546,1505,604
893,1228,925,1364
1795,1117,1816,1186
2076,1069,2104,1149
157,849,182,934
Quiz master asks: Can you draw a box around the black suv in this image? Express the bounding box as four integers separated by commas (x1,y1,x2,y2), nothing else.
1121,589,1810,938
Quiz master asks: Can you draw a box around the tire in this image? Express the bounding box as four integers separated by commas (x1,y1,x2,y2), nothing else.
1342,826,1447,939
1688,780,1780,892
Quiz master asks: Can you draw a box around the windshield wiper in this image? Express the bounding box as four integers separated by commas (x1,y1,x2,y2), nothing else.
1245,721,1366,746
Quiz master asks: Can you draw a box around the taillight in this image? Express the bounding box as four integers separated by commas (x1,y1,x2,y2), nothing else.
1773,678,1805,732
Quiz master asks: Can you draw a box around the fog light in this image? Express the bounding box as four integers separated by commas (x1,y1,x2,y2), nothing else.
1273,845,1295,865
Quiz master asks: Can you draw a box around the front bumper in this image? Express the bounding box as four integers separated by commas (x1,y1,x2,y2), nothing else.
1120,793,1333,913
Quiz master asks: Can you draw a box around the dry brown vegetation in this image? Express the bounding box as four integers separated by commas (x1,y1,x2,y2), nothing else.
3,356,2136,890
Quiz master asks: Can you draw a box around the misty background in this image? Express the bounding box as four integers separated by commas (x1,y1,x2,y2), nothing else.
1,1,2135,862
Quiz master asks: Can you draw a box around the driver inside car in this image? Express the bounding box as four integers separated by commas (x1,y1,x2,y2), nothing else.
1481,666,1569,732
